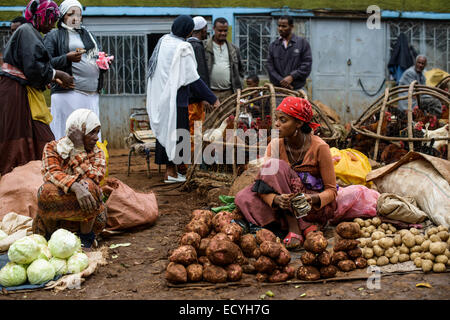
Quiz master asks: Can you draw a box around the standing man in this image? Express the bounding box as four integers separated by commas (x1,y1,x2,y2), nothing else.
267,15,312,91
205,17,244,102
10,16,28,34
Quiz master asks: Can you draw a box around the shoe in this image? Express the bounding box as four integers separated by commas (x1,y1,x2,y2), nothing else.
303,225,319,238
177,172,186,179
164,175,186,183
283,232,304,250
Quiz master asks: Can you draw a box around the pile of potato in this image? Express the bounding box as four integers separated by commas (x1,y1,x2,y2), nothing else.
297,231,339,281
165,210,296,284
354,217,450,273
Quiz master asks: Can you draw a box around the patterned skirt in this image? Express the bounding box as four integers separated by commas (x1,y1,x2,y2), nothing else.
32,179,106,237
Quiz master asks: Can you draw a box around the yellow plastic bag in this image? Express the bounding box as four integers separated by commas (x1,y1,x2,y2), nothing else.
26,86,53,125
330,148,372,186
96,140,109,186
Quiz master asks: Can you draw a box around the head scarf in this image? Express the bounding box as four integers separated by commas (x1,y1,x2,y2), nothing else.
193,16,207,31
171,15,195,39
56,108,101,159
276,96,320,130
24,0,60,28
59,0,83,17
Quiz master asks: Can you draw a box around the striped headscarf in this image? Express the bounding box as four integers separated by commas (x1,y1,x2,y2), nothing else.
24,0,60,28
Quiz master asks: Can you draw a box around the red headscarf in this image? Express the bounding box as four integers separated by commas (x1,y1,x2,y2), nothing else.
25,0,60,28
276,96,320,130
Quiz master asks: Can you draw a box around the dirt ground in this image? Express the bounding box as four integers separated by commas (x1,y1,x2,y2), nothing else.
1,149,449,301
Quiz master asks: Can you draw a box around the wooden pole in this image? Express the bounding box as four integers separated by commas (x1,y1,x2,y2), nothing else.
407,81,417,152
232,89,241,180
373,87,390,160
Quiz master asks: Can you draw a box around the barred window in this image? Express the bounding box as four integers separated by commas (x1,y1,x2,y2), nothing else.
95,34,147,95
235,16,310,77
388,21,450,71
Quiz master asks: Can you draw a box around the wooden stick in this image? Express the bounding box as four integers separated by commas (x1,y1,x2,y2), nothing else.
407,81,417,151
373,87,390,160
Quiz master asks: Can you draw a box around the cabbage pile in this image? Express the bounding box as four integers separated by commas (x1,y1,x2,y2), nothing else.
0,229,89,288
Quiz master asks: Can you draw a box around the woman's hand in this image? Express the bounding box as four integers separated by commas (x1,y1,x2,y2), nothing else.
273,193,295,210
67,125,85,149
70,182,98,212
54,70,74,89
66,51,83,63
305,194,320,206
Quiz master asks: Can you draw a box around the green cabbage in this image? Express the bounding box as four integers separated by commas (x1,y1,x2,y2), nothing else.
0,230,8,241
67,252,89,274
49,257,68,276
37,245,52,261
0,262,27,287
48,229,79,259
29,234,48,247
26,259,56,285
8,236,40,264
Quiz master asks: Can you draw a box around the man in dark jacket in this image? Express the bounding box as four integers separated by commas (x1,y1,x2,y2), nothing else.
205,17,244,102
267,15,312,90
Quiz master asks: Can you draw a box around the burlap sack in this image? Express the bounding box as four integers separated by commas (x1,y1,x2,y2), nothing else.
377,193,428,224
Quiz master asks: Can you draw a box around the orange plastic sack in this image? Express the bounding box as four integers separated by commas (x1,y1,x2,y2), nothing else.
102,178,159,231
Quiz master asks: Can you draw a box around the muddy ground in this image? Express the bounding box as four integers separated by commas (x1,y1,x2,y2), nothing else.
1,149,449,301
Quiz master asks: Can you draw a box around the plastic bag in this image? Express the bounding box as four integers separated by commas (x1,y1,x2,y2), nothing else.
331,185,379,224
96,140,109,186
330,148,372,187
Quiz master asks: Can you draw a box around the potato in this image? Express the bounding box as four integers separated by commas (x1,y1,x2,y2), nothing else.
304,232,328,254
398,254,410,262
255,273,268,282
421,259,433,272
389,255,399,264
402,233,415,248
211,232,229,242
337,260,356,272
421,239,431,251
197,238,211,256
212,211,234,233
185,220,210,238
435,255,448,264
371,240,379,247
399,245,409,255
319,265,338,278
424,234,429,240
363,248,374,259
255,229,277,244
331,251,348,265
165,262,187,284
379,237,394,250
429,242,446,255
296,266,321,281
260,241,282,259
409,227,420,235
267,270,289,283
371,231,385,241
433,263,446,273
192,209,213,221
364,220,372,227
317,251,332,266
252,248,261,259
203,265,228,283
254,256,277,274
444,249,450,259
426,227,438,236
221,223,243,243
180,232,201,249
348,247,362,259
239,234,258,257
354,218,365,227
373,245,384,257
355,257,368,269
413,235,424,246
437,225,449,232
371,217,381,226
437,231,449,242
362,232,371,238
388,225,397,233
226,264,243,282
422,252,435,261
367,259,377,265
385,247,395,258
191,215,212,229
414,257,422,268
393,234,402,246
376,256,389,266
282,265,296,279
410,245,422,253
235,247,248,266
367,225,376,233
198,256,211,266
358,238,369,247
301,251,317,266
276,246,291,266
186,264,203,282
365,239,373,248
206,239,240,265
169,245,197,266
410,252,421,260
334,239,359,252
386,230,393,235
429,234,441,243
242,263,256,274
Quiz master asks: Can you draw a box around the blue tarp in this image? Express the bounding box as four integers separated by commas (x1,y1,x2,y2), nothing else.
0,254,61,291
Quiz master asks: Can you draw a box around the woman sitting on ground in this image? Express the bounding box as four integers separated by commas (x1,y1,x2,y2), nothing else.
235,97,337,250
33,109,106,248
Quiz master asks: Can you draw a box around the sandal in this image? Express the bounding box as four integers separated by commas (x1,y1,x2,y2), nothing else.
303,225,319,238
283,232,304,250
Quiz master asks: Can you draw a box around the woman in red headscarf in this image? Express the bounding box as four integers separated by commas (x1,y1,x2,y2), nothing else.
0,0,74,175
235,96,337,250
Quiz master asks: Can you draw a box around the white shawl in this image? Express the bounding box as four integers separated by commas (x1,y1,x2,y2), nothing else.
146,35,199,162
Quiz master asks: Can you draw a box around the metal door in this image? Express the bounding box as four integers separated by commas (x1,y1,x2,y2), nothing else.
311,19,386,123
